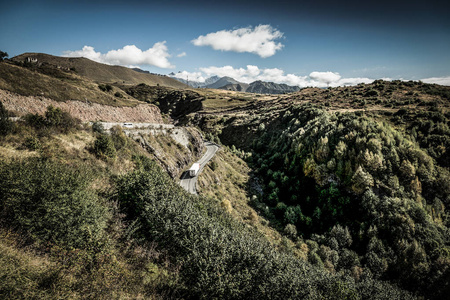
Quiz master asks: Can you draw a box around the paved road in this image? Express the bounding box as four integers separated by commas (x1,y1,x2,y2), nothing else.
179,142,219,195
98,122,174,131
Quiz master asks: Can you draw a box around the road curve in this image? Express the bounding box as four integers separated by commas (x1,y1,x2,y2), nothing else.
179,142,219,195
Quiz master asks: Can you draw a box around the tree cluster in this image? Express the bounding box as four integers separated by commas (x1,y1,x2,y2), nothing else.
250,104,450,298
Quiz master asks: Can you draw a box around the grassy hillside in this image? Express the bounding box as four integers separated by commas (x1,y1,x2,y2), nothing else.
12,53,188,89
0,99,417,298
1,79,449,298
0,61,139,106
188,80,450,299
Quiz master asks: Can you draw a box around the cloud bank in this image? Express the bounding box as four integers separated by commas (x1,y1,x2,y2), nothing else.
172,70,206,82
421,76,450,86
63,43,174,68
192,25,284,58
180,65,373,87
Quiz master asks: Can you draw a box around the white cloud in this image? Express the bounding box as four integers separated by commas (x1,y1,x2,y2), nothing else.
172,71,206,83
192,25,284,58
177,52,187,58
309,71,342,85
198,65,373,88
421,76,450,86
63,43,174,69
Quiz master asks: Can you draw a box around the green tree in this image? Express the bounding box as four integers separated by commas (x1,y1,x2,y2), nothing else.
351,166,374,194
0,51,8,61
93,134,116,159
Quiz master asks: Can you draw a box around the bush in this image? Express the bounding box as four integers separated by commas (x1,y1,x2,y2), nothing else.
113,156,412,299
0,51,8,61
91,121,105,134
0,158,110,249
23,106,79,133
98,84,113,92
93,134,116,159
23,136,41,150
110,126,127,150
0,101,14,136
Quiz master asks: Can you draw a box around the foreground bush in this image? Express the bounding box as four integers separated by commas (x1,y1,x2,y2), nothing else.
0,158,110,249
114,156,412,299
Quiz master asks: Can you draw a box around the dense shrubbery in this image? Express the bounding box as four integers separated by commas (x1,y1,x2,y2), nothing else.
23,105,80,133
93,134,117,159
250,104,450,298
98,84,113,92
0,158,110,249
114,155,412,299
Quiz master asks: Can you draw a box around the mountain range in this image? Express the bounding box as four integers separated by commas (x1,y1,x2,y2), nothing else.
170,74,301,94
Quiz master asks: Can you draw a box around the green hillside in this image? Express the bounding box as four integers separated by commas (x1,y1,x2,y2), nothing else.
1,78,449,299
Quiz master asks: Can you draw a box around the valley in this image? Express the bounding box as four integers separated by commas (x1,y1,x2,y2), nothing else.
0,53,449,299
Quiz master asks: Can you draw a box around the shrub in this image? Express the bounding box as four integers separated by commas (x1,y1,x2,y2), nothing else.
113,156,412,299
110,126,127,150
93,134,116,159
44,106,78,132
23,136,41,150
0,158,110,249
91,121,105,134
0,101,14,136
23,106,79,133
98,84,113,92
23,113,47,130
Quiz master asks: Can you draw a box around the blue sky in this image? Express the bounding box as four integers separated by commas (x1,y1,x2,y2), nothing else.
1,0,449,86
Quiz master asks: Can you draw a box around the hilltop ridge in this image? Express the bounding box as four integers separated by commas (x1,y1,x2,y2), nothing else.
12,53,188,88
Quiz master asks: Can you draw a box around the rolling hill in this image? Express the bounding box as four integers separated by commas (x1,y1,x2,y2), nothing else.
12,53,188,89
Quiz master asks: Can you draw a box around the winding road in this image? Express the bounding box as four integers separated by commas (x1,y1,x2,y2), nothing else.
179,142,219,195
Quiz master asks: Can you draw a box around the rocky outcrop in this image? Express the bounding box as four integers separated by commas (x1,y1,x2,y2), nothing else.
0,89,164,123
124,84,204,120
131,127,205,179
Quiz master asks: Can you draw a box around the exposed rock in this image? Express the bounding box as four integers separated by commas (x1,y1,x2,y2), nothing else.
0,89,164,123
124,84,204,120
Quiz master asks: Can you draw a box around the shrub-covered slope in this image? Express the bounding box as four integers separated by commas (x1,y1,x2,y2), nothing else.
0,101,416,298
249,104,450,298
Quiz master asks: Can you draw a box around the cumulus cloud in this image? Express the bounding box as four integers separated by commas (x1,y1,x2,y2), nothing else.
421,76,450,86
172,71,206,83
177,52,187,58
192,25,284,58
309,71,342,85
63,43,174,69
198,65,372,88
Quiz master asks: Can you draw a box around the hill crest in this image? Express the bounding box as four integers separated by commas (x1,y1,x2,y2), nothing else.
12,53,188,89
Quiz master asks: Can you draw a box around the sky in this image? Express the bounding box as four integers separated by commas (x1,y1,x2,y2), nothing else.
1,0,449,87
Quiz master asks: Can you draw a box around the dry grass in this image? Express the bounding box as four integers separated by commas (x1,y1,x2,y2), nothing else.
0,62,139,106
12,53,188,89
197,149,289,246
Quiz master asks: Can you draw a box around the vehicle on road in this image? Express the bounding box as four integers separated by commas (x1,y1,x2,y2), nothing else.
123,123,133,128
188,163,200,177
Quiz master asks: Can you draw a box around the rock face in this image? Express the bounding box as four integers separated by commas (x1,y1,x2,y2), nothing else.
124,84,204,120
0,89,164,123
